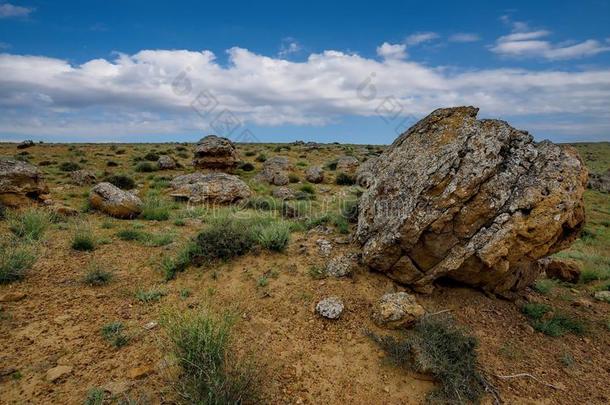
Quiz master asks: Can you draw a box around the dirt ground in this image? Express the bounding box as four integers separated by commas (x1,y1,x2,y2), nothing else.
0,141,609,404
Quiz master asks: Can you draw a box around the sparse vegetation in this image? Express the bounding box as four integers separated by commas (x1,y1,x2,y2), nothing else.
134,161,157,172
105,174,135,190
83,263,113,286
8,208,51,240
521,303,585,337
335,172,356,185
136,287,166,303
254,221,290,252
71,228,96,251
59,161,81,172
140,194,172,221
0,239,37,284
101,322,129,348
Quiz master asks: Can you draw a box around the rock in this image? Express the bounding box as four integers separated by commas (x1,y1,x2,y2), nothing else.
17,140,35,149
543,258,581,283
357,107,587,294
46,365,72,382
372,292,426,329
0,292,27,302
143,321,158,330
70,170,97,186
336,156,359,174
126,365,154,379
316,238,332,257
272,187,295,200
0,158,49,207
305,166,324,183
256,156,291,186
168,172,251,204
326,254,355,277
193,135,238,171
103,380,131,396
356,158,378,188
594,291,610,303
89,182,143,219
157,155,177,170
316,297,344,319
587,169,610,193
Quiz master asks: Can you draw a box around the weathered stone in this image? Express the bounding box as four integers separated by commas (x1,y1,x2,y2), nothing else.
357,107,587,294
316,238,332,257
316,297,344,319
543,258,581,283
256,156,291,186
272,186,295,200
372,292,426,329
594,291,610,303
89,182,142,219
157,155,177,170
587,169,610,193
326,254,355,277
46,365,72,382
169,172,251,204
336,156,359,174
70,170,97,186
305,166,324,183
193,135,238,171
0,158,49,207
356,158,377,188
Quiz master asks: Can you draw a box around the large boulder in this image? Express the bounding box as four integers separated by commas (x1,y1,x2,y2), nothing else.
587,169,609,193
157,155,177,170
305,166,324,184
0,158,49,207
357,107,587,294
256,156,291,186
168,172,251,204
89,182,142,219
193,135,238,171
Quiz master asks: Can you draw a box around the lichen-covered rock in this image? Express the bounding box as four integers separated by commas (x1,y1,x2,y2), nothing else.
336,156,359,174
256,156,291,186
357,107,587,294
70,170,97,186
168,172,251,204
594,291,610,303
157,155,177,170
326,254,355,277
89,182,142,219
542,258,581,283
193,135,238,171
0,158,49,207
587,169,609,193
316,297,344,319
356,158,377,188
372,292,426,329
305,166,324,183
272,186,295,200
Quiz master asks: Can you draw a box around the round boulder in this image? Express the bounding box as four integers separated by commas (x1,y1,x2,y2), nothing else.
157,155,177,170
357,107,587,294
272,186,295,200
256,156,291,186
372,292,426,329
0,158,49,207
169,172,251,204
336,156,359,174
89,182,142,219
193,135,238,171
70,170,97,186
305,166,324,184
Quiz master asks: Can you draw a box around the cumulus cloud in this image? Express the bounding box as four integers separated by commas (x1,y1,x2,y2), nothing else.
491,20,610,60
0,3,33,18
0,45,609,140
449,33,480,43
376,42,407,60
405,32,439,46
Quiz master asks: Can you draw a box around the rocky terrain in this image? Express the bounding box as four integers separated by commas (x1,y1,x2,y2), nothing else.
0,108,609,404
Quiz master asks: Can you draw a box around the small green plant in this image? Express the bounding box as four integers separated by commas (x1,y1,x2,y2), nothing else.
8,208,51,240
255,153,267,162
161,242,199,281
521,303,551,319
255,222,290,252
521,303,585,337
289,173,300,183
59,161,80,172
533,279,555,294
72,229,96,251
239,162,255,172
140,195,171,221
193,219,255,264
83,264,113,286
257,275,269,287
116,228,144,241
136,288,166,303
144,152,160,161
134,161,157,173
101,322,129,348
180,288,191,299
0,241,37,284
84,387,105,405
308,265,326,280
299,183,315,194
105,174,135,190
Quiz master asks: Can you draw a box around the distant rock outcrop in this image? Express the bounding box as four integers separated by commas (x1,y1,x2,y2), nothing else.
0,158,49,207
587,169,609,193
169,172,251,204
193,135,238,171
89,182,142,219
357,107,587,294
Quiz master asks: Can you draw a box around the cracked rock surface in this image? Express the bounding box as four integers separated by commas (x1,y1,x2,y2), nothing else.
356,107,587,293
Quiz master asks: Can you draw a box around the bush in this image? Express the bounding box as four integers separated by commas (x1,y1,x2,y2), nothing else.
239,162,255,172
144,152,160,161
244,150,256,157
255,153,267,162
72,230,96,251
116,228,144,241
135,288,166,303
8,208,51,240
0,241,37,284
83,264,113,286
59,161,81,172
289,174,300,183
533,279,555,294
299,183,315,194
161,309,258,404
369,316,486,404
105,174,135,190
335,172,356,186
255,222,290,252
135,162,157,173
101,322,129,348
84,388,105,405
140,195,172,221
106,160,119,167
162,242,200,281
245,196,280,212
521,303,585,336
194,219,255,263
326,160,338,171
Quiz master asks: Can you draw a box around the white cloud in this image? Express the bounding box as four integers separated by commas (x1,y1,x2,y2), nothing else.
0,3,33,18
405,32,439,46
0,46,609,140
376,42,407,60
491,21,610,60
448,33,480,43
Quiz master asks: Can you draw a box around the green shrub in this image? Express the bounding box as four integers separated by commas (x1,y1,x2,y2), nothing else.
522,303,585,336
116,228,144,241
533,279,555,294
369,316,485,404
299,183,315,194
136,288,166,303
84,387,105,405
59,161,81,172
101,322,129,347
134,162,157,173
105,174,135,190
335,172,356,185
244,150,256,157
8,208,51,240
144,152,160,161
0,241,37,284
521,303,551,319
140,195,171,221
255,222,290,252
289,174,300,183
193,219,255,263
72,230,96,251
161,309,258,404
83,264,113,286
326,160,338,171
255,153,267,162
162,242,200,281
239,162,255,172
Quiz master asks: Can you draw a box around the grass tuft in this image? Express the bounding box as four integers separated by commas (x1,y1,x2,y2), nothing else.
8,208,51,240
101,322,129,348
0,240,37,284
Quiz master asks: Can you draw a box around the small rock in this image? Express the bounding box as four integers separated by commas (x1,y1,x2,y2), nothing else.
127,365,154,379
46,365,72,382
543,258,581,283
0,292,27,302
143,321,158,330
593,291,610,303
316,297,344,319
326,254,355,277
103,380,131,396
316,238,332,257
372,292,426,329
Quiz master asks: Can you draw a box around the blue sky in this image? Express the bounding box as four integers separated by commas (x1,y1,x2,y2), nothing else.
1,0,610,143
